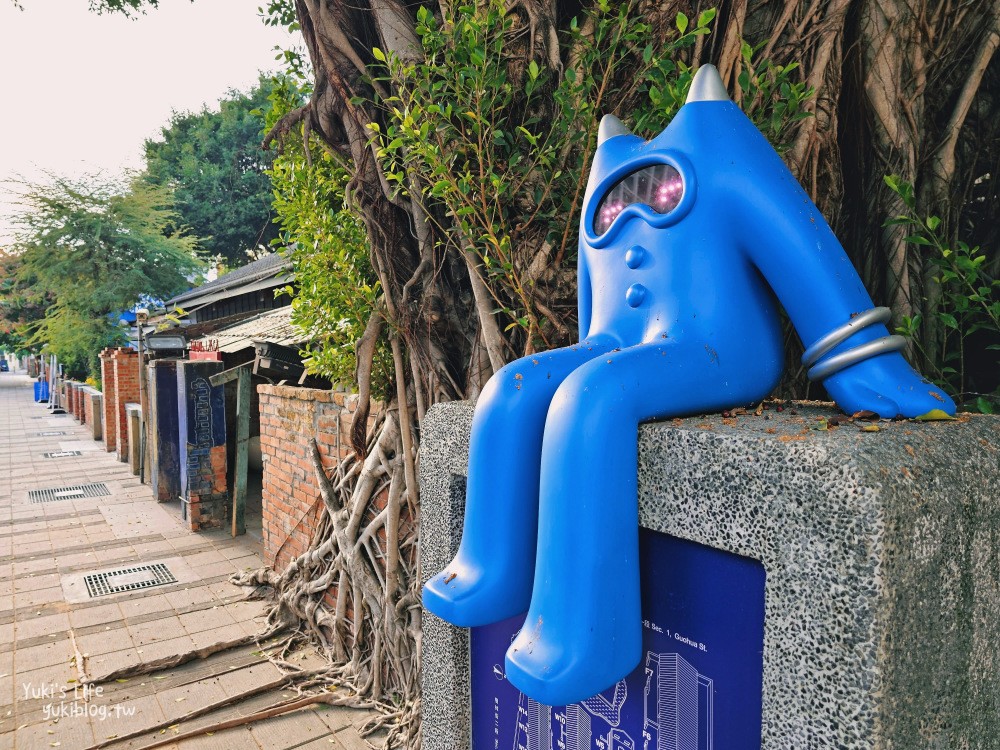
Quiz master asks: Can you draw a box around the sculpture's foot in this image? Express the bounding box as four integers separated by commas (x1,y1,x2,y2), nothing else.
422,555,531,627
504,613,640,706
823,353,956,419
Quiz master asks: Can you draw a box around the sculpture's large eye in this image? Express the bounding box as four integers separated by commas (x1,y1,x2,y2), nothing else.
593,164,684,235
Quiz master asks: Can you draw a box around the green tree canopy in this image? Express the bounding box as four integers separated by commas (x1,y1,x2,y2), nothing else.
143,75,279,267
8,173,202,376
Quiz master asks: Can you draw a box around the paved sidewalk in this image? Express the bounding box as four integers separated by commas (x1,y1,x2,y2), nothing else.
0,370,375,749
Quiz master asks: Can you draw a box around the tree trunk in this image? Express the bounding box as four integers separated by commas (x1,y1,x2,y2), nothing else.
260,0,999,740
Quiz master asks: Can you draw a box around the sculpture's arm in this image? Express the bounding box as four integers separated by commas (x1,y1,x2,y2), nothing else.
736,165,953,416
738,177,878,352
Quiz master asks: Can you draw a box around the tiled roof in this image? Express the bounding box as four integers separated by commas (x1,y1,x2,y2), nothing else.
192,306,308,353
168,253,292,306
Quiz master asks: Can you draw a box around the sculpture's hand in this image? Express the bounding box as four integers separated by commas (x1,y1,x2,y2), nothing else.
820,351,955,419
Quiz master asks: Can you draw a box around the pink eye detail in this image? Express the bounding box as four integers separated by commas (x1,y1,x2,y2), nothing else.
593,164,684,235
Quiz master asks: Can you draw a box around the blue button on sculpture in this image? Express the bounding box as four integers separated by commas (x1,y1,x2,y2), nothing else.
423,64,955,707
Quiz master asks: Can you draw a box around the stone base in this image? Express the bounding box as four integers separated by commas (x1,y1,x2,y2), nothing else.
419,401,1000,749
125,403,142,474
81,387,103,441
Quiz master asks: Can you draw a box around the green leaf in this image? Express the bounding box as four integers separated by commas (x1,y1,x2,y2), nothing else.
676,12,688,33
925,215,941,231
528,60,540,81
938,313,959,329
697,8,717,27
372,47,386,62
903,235,933,246
976,397,995,415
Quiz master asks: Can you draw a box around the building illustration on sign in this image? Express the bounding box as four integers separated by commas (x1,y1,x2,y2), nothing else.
512,679,633,750
470,531,765,749
643,653,714,750
508,653,713,750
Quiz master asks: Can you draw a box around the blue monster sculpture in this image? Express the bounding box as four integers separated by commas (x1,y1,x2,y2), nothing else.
423,64,955,706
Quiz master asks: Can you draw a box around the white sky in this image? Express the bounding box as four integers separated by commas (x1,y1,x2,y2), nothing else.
0,0,295,245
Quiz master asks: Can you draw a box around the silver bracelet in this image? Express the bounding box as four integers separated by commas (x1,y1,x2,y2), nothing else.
802,307,892,368
807,335,906,381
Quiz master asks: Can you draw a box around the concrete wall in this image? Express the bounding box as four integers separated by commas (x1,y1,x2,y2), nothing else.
419,401,1000,750
82,387,102,441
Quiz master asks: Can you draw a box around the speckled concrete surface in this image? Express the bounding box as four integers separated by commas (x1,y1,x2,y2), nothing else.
419,403,475,750
419,399,1000,749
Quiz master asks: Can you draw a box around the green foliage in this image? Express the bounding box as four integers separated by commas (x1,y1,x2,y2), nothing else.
374,1,811,348
9,174,202,377
735,41,814,153
85,0,163,16
7,0,160,13
264,77,387,389
0,249,43,355
143,75,279,267
884,175,1000,411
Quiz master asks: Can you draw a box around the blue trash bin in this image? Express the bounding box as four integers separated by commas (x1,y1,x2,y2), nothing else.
39,380,49,402
34,380,42,402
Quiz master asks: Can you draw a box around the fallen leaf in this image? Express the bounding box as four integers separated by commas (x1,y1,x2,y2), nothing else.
860,425,881,432
914,409,955,421
853,410,879,421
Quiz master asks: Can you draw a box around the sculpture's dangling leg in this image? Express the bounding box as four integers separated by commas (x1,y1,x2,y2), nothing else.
504,339,773,705
423,337,618,627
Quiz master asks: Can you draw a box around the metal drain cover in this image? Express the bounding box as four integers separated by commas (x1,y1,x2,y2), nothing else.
84,563,177,597
35,431,66,437
28,483,111,503
43,450,83,459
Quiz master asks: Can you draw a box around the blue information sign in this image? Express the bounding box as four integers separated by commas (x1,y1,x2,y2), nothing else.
470,528,766,750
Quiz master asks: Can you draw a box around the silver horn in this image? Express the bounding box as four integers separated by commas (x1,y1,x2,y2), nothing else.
597,114,632,145
686,64,730,103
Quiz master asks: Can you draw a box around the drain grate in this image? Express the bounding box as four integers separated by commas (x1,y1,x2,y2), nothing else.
84,563,177,597
43,450,83,459
35,431,66,437
28,483,111,503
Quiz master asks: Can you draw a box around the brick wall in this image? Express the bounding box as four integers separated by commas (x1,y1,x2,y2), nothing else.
112,350,139,462
82,388,102,441
99,349,119,452
63,382,74,417
258,385,375,575
77,384,87,423
82,387,94,428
